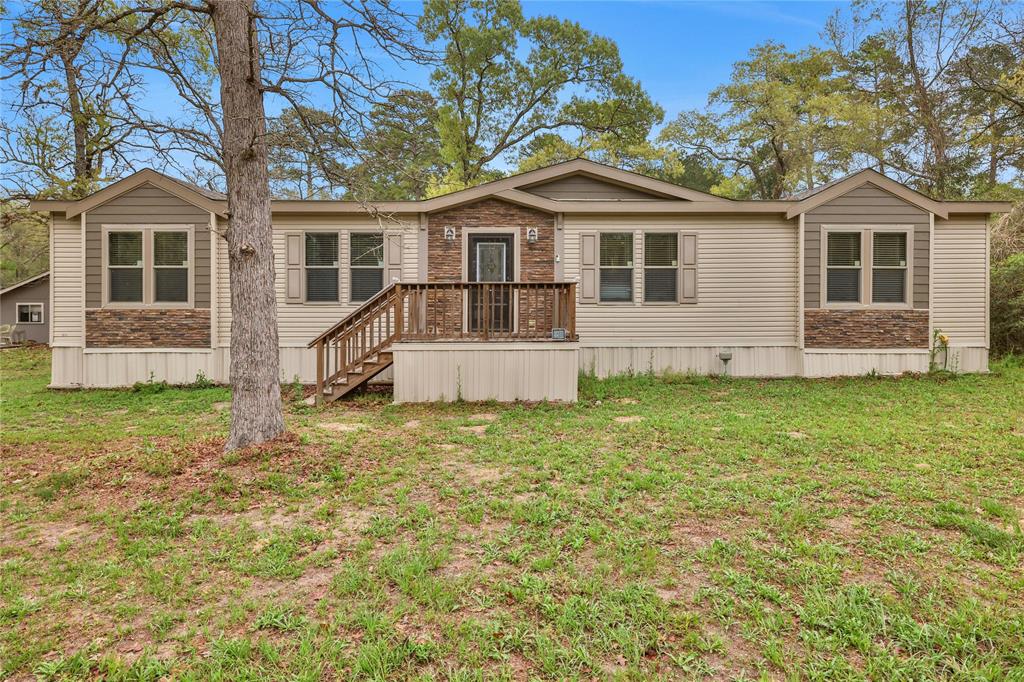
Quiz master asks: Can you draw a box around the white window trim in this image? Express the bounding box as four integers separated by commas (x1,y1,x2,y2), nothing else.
16,302,45,324
347,230,386,304
597,231,636,305
641,230,681,306
102,224,195,309
303,230,342,305
820,225,914,310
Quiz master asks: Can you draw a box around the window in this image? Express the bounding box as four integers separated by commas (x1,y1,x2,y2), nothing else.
644,233,678,302
105,227,192,306
350,233,384,302
305,232,339,302
599,233,633,302
872,232,907,303
17,303,43,324
108,231,144,302
826,232,861,303
823,227,912,306
153,231,189,302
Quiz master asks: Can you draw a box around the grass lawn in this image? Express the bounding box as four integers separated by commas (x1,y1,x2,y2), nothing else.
1,346,1023,681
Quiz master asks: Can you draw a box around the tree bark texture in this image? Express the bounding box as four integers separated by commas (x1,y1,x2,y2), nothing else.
210,0,285,450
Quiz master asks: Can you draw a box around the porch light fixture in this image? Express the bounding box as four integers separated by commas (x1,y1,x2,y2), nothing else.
444,226,456,241
526,227,538,243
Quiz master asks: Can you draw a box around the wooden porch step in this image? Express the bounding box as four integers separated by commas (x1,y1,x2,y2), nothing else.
322,351,394,402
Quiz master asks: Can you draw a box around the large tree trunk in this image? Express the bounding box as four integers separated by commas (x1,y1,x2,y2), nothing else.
210,0,285,451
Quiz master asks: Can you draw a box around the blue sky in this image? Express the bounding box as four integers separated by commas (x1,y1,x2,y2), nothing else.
517,1,847,118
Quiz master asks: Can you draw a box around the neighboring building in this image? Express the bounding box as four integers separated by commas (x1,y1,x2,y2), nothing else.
0,272,50,345
30,161,1010,401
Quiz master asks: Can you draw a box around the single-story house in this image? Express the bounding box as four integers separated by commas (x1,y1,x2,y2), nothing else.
30,160,1010,402
0,271,50,345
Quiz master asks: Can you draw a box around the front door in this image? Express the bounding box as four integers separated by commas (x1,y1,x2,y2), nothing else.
467,234,514,334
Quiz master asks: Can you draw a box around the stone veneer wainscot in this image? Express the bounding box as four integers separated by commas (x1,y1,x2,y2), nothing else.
86,308,211,348
804,309,929,349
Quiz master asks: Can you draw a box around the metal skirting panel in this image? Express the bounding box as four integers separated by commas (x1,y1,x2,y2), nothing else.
802,351,930,377
932,346,989,374
392,342,578,403
81,350,217,388
579,346,801,378
53,346,393,388
50,346,84,387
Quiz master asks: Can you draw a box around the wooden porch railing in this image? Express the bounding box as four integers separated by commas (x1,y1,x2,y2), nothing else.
307,281,576,401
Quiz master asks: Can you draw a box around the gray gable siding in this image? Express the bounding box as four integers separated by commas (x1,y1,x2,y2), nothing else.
804,183,929,309
0,276,50,344
523,174,668,201
85,184,211,308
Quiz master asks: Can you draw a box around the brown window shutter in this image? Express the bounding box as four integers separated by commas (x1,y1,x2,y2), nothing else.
285,233,303,302
579,232,598,303
679,232,698,303
385,232,403,284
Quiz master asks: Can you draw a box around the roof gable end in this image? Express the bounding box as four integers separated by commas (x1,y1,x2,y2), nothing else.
63,169,227,218
787,169,948,219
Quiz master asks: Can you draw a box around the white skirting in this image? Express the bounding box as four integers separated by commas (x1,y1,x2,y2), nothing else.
801,349,930,377
48,343,989,391
579,345,801,378
392,342,579,403
49,345,392,388
932,346,989,374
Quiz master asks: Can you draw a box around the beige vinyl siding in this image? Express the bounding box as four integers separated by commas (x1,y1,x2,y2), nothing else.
804,183,929,309
564,215,799,345
85,184,211,308
51,214,84,346
215,214,418,348
932,216,988,347
524,175,666,201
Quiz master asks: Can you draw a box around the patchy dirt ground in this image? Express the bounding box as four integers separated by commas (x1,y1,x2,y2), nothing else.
2,347,1023,680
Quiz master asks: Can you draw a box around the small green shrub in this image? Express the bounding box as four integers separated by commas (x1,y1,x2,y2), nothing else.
990,253,1024,356
133,372,169,394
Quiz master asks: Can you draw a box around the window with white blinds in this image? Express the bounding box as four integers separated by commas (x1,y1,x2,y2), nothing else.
350,233,384,302
599,233,633,302
153,231,189,302
105,227,192,306
823,227,913,306
644,233,678,302
871,232,907,303
108,231,144,302
826,232,861,303
305,232,339,302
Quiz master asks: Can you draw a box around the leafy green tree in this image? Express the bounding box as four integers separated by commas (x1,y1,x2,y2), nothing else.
516,133,724,193
419,0,662,190
827,0,1007,197
346,90,446,201
658,43,859,199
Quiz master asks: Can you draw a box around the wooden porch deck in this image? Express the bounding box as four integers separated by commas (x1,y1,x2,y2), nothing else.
308,281,577,402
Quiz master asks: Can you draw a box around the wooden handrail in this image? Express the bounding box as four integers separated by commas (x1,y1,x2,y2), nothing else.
309,281,577,402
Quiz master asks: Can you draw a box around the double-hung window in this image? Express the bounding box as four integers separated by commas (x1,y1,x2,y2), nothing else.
824,227,911,306
643,233,678,302
871,232,908,303
105,227,191,306
153,231,189,303
350,233,384,302
108,231,145,303
304,232,339,302
826,232,862,303
599,233,633,302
